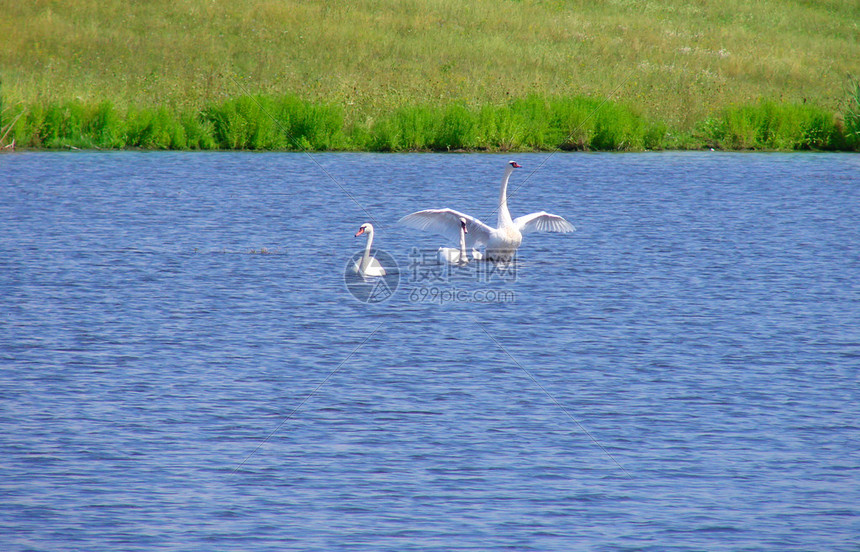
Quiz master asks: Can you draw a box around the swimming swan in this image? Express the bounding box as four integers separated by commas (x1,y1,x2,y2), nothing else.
353,223,386,277
399,161,575,261
437,217,471,265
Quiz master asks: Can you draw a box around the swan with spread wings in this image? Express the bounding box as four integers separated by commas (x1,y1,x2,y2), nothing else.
399,161,575,261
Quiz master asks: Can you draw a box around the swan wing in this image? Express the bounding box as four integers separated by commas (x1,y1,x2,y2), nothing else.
437,247,459,264
367,266,386,277
399,209,493,248
362,257,386,276
513,211,576,234
355,256,386,276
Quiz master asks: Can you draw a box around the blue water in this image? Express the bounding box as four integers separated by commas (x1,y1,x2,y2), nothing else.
1,151,858,551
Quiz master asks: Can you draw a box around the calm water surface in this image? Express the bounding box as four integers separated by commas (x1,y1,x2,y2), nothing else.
1,152,858,551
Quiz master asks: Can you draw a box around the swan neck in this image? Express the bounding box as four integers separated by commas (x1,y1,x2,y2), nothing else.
498,167,514,227
459,226,467,262
361,229,374,270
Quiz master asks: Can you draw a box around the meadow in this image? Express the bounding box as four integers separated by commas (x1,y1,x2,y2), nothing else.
1,0,859,151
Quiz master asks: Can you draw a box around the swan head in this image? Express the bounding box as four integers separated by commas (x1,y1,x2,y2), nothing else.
508,160,522,169
459,217,468,234
355,223,374,237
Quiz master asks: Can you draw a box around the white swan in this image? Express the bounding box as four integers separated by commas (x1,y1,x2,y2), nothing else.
399,161,575,261
353,223,386,277
437,217,471,265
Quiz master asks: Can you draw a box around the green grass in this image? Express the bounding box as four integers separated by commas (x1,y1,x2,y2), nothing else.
3,93,858,151
844,76,860,149
697,101,846,150
1,0,858,150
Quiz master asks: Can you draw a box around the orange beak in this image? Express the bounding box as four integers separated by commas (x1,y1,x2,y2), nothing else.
355,227,366,237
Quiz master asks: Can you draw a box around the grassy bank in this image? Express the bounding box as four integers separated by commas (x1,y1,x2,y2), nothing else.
4,92,858,152
1,0,859,150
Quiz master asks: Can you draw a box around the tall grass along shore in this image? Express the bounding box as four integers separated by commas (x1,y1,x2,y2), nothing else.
1,0,859,151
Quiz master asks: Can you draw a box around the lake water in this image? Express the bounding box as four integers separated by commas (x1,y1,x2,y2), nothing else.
1,151,858,551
